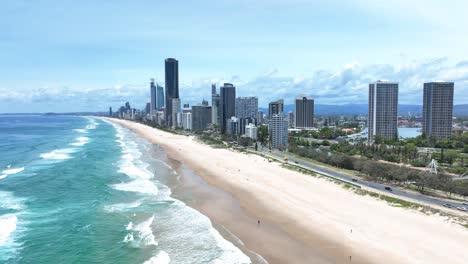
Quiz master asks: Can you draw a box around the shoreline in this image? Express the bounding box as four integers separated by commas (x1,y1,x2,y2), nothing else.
104,117,468,264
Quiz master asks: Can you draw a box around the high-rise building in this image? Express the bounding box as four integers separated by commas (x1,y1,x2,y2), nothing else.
269,99,284,119
423,82,454,140
295,95,314,129
150,79,157,114
165,58,179,126
211,83,216,95
171,98,181,128
235,97,258,121
109,107,112,117
269,114,288,149
245,123,258,140
220,83,236,134
156,84,164,110
257,111,265,125
192,104,212,131
368,81,399,143
145,103,151,114
211,84,220,126
227,117,240,136
182,112,192,130
288,111,295,128
239,117,255,135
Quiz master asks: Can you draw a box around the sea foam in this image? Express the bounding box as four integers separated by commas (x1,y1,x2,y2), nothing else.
40,148,76,160
123,216,158,247
70,136,90,147
0,214,17,246
143,251,170,264
0,167,25,180
111,179,158,196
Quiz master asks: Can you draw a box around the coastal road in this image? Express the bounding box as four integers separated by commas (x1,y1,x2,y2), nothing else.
258,149,468,212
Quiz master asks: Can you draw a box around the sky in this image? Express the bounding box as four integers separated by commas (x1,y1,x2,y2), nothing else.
0,0,468,113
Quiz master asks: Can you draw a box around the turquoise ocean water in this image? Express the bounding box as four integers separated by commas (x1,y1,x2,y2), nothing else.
0,115,251,264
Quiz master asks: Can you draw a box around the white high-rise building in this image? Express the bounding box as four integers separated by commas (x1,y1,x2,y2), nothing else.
245,123,258,140
269,114,288,149
182,112,192,130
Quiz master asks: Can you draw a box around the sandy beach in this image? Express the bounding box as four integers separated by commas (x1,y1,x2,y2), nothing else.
105,118,468,264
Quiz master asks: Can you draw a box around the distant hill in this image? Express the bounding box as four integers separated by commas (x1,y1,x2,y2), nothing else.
259,104,468,116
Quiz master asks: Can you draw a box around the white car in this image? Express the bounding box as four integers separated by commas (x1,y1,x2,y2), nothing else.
463,201,468,205
456,206,467,212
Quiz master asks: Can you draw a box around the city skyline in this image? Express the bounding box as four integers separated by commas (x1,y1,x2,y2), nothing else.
0,1,468,113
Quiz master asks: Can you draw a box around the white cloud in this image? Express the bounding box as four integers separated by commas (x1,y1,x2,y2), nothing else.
0,57,467,113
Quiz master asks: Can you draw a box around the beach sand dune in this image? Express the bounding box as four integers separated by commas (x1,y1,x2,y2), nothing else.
106,118,468,264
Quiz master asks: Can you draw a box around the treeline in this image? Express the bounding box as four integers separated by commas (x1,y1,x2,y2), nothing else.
289,138,468,197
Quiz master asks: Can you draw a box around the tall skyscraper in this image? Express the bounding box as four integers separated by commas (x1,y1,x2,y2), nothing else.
220,83,236,134
269,114,288,149
211,87,220,126
165,58,179,126
150,79,157,114
156,84,164,109
109,107,112,117
269,99,284,119
192,104,212,131
423,82,454,140
235,97,258,121
368,81,399,143
295,95,314,129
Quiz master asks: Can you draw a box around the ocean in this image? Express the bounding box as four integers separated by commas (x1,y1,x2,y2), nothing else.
0,115,251,264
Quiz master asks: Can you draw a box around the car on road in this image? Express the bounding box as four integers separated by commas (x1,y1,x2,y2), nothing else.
463,201,468,205
443,203,453,208
384,186,392,191
456,206,467,212
351,178,358,182
294,161,299,164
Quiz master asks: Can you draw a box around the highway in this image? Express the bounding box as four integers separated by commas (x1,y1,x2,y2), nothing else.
258,149,468,212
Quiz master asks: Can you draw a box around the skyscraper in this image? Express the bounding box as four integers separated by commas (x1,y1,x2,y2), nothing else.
423,82,454,140
165,58,179,126
269,99,284,119
109,107,112,117
150,79,157,114
295,95,314,129
220,83,236,134
269,114,288,149
235,97,258,121
192,104,212,131
156,84,164,109
368,81,399,143
211,84,221,126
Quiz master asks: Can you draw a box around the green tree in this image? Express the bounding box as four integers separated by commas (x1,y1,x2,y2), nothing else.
444,150,458,165
257,125,269,146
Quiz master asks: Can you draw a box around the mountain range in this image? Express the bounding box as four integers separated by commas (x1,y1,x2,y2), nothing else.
259,104,468,116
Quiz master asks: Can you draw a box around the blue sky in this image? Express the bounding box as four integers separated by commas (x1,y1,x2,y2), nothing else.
1,0,467,112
